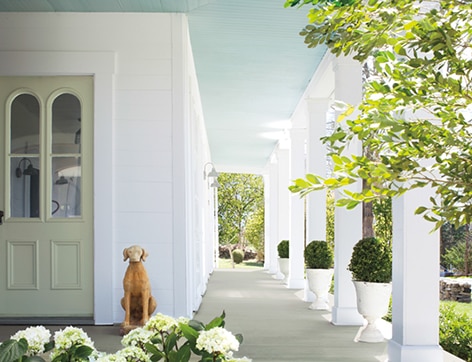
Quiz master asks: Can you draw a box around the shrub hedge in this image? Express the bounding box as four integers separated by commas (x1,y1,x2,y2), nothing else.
439,303,472,361
232,249,244,264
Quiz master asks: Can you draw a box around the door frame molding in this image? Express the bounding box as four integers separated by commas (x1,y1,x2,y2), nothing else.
0,51,116,324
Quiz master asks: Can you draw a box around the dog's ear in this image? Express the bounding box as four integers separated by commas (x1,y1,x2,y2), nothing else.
141,248,149,262
123,248,129,261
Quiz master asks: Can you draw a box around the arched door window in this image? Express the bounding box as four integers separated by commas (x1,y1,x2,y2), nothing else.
10,93,40,218
9,92,83,219
51,93,82,218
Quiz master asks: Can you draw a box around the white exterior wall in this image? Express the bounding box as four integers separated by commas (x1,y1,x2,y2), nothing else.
0,12,214,323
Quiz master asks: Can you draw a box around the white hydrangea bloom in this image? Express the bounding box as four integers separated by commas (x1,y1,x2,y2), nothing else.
95,353,127,362
176,316,190,325
11,326,51,356
143,313,177,333
115,346,151,362
196,327,239,355
227,356,252,362
175,316,190,334
121,328,153,349
225,351,252,362
50,326,95,359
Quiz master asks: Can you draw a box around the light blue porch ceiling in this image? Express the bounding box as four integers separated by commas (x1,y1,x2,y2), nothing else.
0,0,326,172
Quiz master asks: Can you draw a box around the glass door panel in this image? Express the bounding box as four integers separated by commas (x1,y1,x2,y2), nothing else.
50,93,82,219
51,157,81,218
10,157,40,218
52,93,81,154
10,94,40,154
9,94,40,218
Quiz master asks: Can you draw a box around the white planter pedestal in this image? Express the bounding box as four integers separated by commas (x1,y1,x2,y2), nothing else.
306,268,334,310
353,281,392,343
278,258,289,284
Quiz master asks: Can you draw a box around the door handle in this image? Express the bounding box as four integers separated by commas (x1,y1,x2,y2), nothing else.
0,210,3,225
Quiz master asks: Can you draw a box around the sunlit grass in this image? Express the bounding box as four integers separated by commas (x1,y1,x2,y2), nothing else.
441,300,472,318
217,258,263,269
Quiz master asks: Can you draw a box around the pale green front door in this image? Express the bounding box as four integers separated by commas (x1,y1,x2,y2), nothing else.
0,76,94,322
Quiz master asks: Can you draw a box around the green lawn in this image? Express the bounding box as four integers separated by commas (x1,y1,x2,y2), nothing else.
441,300,472,318
217,258,263,269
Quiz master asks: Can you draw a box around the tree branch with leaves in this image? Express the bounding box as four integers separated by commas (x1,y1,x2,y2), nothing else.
287,0,472,230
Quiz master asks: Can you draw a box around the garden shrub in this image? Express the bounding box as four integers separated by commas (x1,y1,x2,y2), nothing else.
232,249,244,264
277,240,289,258
348,237,392,283
439,303,472,361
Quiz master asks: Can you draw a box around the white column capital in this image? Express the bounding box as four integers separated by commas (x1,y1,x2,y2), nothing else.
305,97,331,113
332,55,361,72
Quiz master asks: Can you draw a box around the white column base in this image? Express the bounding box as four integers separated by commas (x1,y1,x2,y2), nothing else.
273,271,284,280
331,306,364,326
304,280,315,302
287,277,305,289
388,340,443,362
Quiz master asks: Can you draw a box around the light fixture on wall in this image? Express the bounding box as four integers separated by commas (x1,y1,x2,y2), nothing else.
55,176,69,185
15,157,39,178
203,162,220,188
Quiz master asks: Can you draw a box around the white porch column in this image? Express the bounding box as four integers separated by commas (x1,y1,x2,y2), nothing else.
303,98,330,301
388,186,442,362
276,147,290,279
306,98,330,242
264,157,279,274
331,56,364,326
288,128,306,289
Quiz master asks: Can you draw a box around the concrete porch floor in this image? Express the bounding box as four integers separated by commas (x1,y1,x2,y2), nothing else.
0,268,389,361
193,269,388,362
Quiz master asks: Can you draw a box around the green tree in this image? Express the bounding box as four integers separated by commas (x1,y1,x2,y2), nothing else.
217,173,264,249
373,198,392,246
245,205,265,259
287,0,472,231
326,191,335,248
443,240,472,275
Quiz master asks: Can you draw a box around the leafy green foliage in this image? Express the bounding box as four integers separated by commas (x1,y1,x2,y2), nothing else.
348,237,392,283
0,337,54,362
286,0,472,231
277,240,290,258
439,303,472,361
372,198,392,245
244,205,265,258
143,311,245,362
443,241,472,275
304,240,334,269
218,173,264,248
326,191,335,246
232,249,245,264
51,345,94,362
0,339,30,362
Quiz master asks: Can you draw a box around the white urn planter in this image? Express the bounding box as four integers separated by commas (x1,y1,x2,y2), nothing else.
306,269,334,310
278,258,289,283
353,281,392,343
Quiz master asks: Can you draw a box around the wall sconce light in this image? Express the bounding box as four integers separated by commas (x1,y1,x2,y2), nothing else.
203,162,220,188
15,157,39,178
55,176,69,185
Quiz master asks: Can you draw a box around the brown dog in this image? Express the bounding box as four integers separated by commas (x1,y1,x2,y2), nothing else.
121,245,157,329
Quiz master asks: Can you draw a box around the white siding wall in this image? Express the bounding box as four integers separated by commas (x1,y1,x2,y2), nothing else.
0,12,213,323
